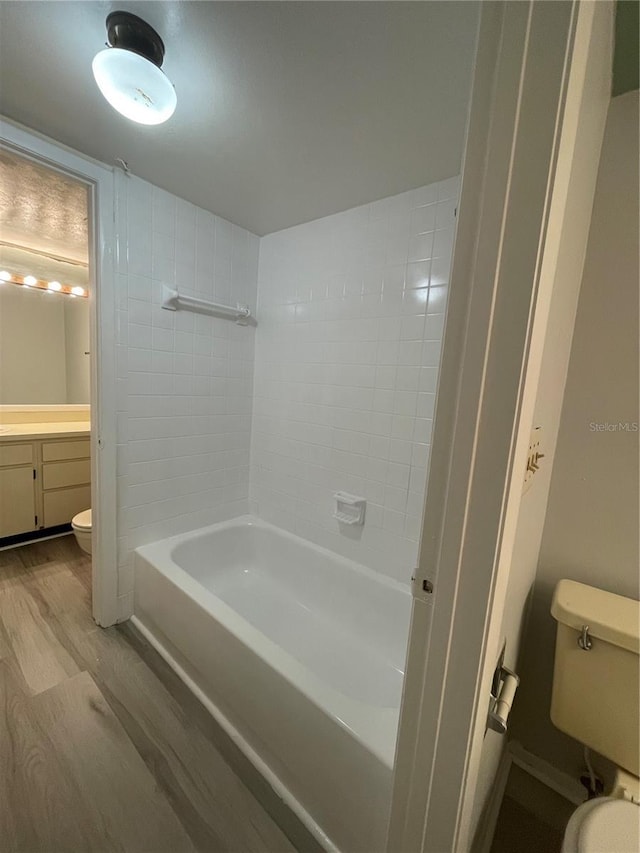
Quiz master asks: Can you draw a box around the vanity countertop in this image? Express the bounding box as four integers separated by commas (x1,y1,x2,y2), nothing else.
0,421,91,442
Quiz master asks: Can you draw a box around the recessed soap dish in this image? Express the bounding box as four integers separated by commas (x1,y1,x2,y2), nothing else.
333,492,366,526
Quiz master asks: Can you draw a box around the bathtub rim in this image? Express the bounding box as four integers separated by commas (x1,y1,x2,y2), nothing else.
137,513,411,598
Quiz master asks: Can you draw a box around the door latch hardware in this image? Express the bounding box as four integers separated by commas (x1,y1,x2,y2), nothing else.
411,573,434,599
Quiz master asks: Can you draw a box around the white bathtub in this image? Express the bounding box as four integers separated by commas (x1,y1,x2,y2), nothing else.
133,515,411,852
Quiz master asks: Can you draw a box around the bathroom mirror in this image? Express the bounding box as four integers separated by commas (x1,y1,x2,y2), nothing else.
0,146,90,404
0,282,90,404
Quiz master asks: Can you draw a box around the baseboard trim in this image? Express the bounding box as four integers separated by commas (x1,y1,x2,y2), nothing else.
472,746,513,853
508,741,586,805
473,741,584,853
0,525,72,551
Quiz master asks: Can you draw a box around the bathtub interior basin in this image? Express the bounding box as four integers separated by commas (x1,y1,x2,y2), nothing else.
171,520,408,709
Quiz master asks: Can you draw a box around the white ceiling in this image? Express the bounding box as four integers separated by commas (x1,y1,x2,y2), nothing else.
0,2,479,235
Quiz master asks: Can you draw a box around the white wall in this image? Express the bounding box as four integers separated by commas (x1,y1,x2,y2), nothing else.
250,178,458,581
511,90,639,778
114,173,259,618
0,284,67,403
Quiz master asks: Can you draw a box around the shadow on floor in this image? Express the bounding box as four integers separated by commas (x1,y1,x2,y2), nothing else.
491,796,564,853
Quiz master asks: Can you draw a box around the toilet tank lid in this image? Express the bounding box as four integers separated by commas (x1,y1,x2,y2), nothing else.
551,580,640,654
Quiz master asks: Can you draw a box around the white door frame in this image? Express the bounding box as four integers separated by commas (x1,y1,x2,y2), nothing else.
0,117,119,627
388,1,612,851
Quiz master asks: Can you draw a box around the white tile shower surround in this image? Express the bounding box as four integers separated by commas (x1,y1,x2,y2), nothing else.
114,173,260,618
113,173,458,617
250,177,459,582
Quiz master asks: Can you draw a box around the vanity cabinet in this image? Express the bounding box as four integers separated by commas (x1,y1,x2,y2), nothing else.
0,444,36,537
0,435,90,538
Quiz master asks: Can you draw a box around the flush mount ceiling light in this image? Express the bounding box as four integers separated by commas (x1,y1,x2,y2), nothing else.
92,11,177,126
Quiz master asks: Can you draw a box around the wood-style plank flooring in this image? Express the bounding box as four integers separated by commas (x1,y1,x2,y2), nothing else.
0,535,306,853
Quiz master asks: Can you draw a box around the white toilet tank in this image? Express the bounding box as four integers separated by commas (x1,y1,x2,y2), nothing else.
551,579,640,777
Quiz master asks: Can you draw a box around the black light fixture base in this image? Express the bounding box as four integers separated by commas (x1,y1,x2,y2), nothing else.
105,10,165,68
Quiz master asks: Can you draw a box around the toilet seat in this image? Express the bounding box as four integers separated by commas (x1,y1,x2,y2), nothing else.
72,509,92,530
562,798,639,853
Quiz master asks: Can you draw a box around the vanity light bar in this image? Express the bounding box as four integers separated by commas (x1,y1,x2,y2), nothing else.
0,272,88,298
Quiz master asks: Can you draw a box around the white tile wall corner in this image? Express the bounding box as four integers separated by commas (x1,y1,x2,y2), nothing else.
249,177,460,583
111,171,457,612
113,172,259,615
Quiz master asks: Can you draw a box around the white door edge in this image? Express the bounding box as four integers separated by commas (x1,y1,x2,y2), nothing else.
0,115,119,628
388,1,613,851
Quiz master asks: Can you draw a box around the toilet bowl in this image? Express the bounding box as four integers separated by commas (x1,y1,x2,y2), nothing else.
561,797,639,853
71,508,92,555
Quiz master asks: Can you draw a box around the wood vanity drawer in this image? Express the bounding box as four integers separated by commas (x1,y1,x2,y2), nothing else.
42,439,90,462
43,485,91,528
42,459,91,491
0,443,33,467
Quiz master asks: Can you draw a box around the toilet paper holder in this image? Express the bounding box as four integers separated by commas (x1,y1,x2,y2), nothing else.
488,664,520,735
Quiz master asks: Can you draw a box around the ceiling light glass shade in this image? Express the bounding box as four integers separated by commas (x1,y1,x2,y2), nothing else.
92,48,176,125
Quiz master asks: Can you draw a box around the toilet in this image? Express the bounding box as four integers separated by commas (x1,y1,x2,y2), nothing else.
550,579,640,852
561,798,639,853
71,508,92,555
